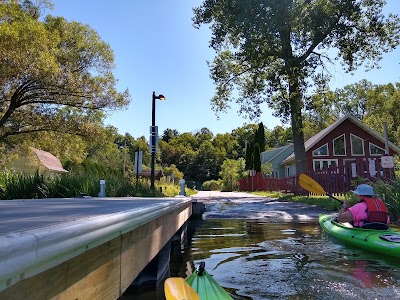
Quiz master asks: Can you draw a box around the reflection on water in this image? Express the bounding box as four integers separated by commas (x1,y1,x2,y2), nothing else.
123,219,400,300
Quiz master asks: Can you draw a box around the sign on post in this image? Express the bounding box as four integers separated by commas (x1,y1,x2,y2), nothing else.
381,156,394,168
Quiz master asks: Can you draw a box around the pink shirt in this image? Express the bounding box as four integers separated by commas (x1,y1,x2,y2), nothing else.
348,202,368,227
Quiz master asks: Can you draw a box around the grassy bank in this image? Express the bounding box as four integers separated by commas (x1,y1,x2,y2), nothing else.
0,170,196,200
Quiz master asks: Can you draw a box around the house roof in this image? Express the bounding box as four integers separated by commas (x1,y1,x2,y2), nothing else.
31,147,68,172
281,114,400,164
262,144,293,163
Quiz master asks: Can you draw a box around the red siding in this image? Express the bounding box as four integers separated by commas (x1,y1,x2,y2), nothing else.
307,119,397,171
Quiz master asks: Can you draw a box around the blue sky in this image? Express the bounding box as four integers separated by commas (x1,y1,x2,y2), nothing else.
49,0,400,139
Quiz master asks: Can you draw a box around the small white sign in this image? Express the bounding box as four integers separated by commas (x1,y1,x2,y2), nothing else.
351,163,357,178
369,159,376,177
381,156,394,168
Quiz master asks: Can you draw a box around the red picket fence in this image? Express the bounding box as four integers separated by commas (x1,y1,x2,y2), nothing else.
238,157,394,195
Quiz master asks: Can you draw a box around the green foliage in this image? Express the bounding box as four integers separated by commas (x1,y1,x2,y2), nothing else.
371,179,400,224
163,164,184,182
219,158,244,191
202,180,222,191
0,168,195,199
0,1,130,144
193,0,400,174
261,163,273,177
253,143,261,172
255,122,265,153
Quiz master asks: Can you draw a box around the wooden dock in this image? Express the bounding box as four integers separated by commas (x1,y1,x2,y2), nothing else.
0,196,192,299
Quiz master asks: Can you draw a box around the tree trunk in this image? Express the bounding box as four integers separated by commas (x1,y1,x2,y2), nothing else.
288,69,308,174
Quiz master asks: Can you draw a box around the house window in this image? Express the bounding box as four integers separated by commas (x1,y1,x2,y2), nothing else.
273,170,279,178
369,143,386,156
312,143,328,156
313,159,338,171
333,134,346,156
350,134,364,156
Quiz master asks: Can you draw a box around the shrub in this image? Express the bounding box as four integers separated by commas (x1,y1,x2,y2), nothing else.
202,180,222,191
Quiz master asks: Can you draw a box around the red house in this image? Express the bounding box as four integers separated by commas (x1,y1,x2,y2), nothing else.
239,114,400,193
281,114,400,179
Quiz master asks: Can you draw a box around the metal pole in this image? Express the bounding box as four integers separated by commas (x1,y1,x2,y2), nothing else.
150,92,156,192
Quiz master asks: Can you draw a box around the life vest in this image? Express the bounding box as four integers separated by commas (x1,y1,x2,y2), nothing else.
362,197,388,223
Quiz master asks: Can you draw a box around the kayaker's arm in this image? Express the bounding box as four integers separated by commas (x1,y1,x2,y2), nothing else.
337,201,353,223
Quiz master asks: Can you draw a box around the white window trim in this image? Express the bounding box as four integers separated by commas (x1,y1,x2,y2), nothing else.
369,142,386,156
313,159,339,171
350,133,365,156
333,134,346,156
312,143,329,157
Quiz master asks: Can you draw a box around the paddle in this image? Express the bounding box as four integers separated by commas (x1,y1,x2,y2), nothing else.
298,173,343,204
164,277,200,300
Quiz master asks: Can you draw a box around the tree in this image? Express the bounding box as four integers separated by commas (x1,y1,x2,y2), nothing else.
193,0,400,173
219,158,244,191
161,128,179,143
334,80,375,120
194,127,214,144
186,140,219,183
253,143,261,172
163,164,184,182
212,132,240,163
265,125,292,148
256,122,266,153
0,1,130,144
231,123,259,158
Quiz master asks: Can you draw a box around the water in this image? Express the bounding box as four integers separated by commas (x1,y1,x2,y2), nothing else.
122,218,400,300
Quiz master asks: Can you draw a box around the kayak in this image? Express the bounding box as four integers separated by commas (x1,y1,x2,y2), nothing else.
165,262,233,300
319,214,400,258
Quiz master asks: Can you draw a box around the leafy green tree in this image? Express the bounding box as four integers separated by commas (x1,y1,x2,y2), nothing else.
163,164,184,182
158,140,178,167
84,126,123,169
334,80,375,120
187,140,219,183
194,127,214,144
265,125,292,148
193,0,400,173
232,123,259,158
261,162,273,177
161,128,179,143
170,132,198,150
134,136,151,168
256,122,266,153
364,83,400,144
0,1,130,144
212,133,240,164
219,158,243,191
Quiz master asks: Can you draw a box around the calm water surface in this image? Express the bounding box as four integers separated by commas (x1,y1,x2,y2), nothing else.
122,218,400,300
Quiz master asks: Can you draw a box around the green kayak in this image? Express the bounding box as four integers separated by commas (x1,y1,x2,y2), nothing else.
186,262,233,300
165,262,233,300
319,214,400,258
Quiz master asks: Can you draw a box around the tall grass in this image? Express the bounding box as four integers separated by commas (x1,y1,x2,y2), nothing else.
372,179,400,223
0,170,191,200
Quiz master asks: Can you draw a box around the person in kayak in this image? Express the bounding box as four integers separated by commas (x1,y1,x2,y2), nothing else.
337,184,389,228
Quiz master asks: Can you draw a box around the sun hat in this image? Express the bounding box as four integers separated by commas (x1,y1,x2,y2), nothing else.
352,184,375,196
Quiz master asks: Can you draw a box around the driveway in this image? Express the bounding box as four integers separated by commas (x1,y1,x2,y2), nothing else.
191,190,331,222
